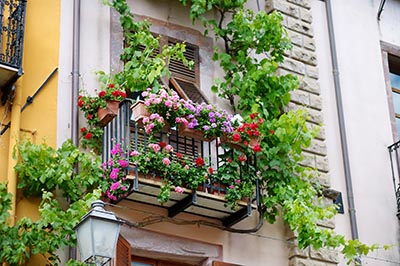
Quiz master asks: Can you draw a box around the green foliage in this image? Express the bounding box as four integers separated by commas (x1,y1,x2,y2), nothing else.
0,140,105,265
178,0,385,263
14,140,106,202
0,182,101,265
102,0,193,93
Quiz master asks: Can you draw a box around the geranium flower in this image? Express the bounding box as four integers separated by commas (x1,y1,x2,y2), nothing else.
174,186,184,193
208,167,214,175
98,91,106,97
195,157,205,167
118,159,128,168
80,127,87,133
162,157,171,166
85,132,93,140
232,133,241,142
176,152,183,159
253,144,262,153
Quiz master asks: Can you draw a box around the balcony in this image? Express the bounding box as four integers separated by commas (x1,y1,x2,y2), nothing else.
102,100,260,227
0,0,26,104
388,140,400,219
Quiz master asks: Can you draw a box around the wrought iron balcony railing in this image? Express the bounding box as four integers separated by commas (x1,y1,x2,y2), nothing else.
388,140,400,219
102,100,260,227
0,0,26,104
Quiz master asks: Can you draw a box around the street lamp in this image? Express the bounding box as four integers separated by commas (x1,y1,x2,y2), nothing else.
75,200,123,265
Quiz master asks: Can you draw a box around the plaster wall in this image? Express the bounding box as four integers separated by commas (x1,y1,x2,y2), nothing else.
57,0,110,146
312,0,400,264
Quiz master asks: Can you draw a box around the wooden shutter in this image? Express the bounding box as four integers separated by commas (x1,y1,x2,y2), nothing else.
115,236,131,266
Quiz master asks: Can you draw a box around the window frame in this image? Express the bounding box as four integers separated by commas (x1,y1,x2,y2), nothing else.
381,41,400,141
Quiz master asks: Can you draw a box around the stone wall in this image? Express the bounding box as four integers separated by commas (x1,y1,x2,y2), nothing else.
266,0,339,265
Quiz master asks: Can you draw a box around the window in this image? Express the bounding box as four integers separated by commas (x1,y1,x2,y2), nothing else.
389,54,400,137
131,256,192,266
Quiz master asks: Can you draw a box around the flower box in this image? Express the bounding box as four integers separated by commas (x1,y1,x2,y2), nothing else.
178,124,217,142
220,133,261,150
97,100,120,127
131,100,150,122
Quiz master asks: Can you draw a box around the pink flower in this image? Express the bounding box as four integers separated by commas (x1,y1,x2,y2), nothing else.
110,181,120,191
106,191,117,201
118,159,128,168
236,179,241,184
165,144,174,152
130,150,139,156
165,100,172,108
162,157,171,166
149,143,161,153
110,168,120,180
229,185,235,189
174,186,184,193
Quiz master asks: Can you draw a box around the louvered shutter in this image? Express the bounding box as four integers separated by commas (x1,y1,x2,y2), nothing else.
115,236,131,266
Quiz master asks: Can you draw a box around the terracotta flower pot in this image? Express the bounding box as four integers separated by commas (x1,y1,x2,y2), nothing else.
97,100,120,127
178,124,216,142
220,132,261,150
131,100,150,122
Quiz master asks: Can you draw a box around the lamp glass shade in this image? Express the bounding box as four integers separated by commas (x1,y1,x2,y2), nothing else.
75,201,122,266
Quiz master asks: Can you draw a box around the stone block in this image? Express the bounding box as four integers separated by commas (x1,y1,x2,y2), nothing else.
280,57,306,75
305,139,327,156
290,89,310,106
300,7,313,23
304,35,316,51
310,247,339,263
288,29,303,47
289,245,310,259
289,257,335,266
300,152,316,168
267,0,300,18
287,16,314,37
299,76,320,95
317,172,331,187
306,122,325,140
287,0,311,9
309,93,323,110
306,65,319,79
316,155,329,172
292,46,318,66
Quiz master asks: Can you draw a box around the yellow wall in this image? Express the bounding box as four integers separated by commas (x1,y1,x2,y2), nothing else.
0,1,60,263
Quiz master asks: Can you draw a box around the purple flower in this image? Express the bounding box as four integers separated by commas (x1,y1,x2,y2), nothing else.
211,123,217,128
203,125,210,131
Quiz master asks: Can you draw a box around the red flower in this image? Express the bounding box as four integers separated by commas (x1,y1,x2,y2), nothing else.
87,114,93,120
78,99,84,107
243,140,248,146
121,92,127,98
238,154,247,162
232,133,241,142
250,122,258,130
98,91,106,97
80,127,87,133
246,129,253,137
237,126,245,133
258,118,264,124
176,152,183,159
108,83,115,88
195,157,205,167
208,167,214,175
78,95,83,100
253,131,261,136
250,112,258,120
159,141,167,148
85,132,93,140
112,91,120,97
253,144,262,153
269,129,275,135
227,158,233,163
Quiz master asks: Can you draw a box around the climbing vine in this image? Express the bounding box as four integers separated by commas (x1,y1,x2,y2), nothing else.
0,0,391,265
0,141,104,265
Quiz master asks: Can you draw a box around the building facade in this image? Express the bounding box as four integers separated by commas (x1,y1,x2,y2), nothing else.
2,0,400,265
